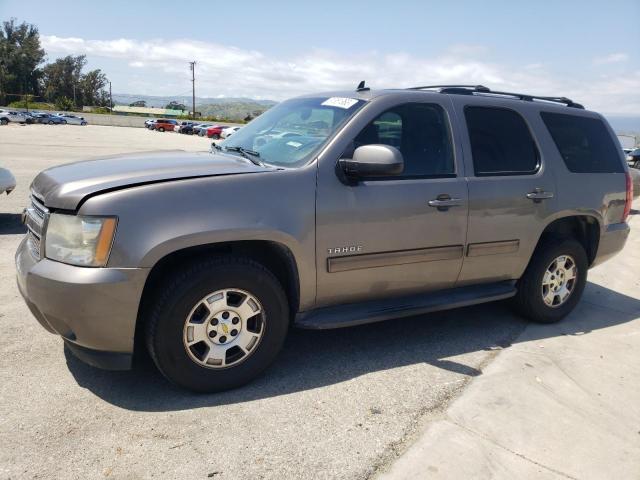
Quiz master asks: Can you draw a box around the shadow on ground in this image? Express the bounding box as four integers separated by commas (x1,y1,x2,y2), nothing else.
0,213,26,235
64,282,640,412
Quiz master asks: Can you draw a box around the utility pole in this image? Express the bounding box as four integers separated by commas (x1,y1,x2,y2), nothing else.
189,61,196,119
72,84,76,108
109,81,113,112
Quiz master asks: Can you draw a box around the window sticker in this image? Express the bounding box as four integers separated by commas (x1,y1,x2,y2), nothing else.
321,97,359,109
286,141,303,148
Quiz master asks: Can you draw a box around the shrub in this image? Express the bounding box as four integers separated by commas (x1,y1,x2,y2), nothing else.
54,97,74,111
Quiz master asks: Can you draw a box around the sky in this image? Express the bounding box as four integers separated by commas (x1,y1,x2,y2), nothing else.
1,0,639,116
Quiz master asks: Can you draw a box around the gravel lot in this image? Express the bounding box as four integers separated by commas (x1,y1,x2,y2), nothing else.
0,124,633,480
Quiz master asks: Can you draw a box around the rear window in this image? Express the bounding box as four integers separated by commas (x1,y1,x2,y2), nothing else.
464,107,539,176
540,112,624,173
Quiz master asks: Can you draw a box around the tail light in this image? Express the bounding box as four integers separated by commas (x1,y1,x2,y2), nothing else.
623,172,633,222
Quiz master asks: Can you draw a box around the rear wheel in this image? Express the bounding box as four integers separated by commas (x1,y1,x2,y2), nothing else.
158,127,165,132
512,238,588,323
0,118,8,125
61,120,67,124
633,160,640,170
145,256,289,392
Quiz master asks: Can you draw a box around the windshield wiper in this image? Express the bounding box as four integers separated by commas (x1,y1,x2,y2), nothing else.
223,146,264,167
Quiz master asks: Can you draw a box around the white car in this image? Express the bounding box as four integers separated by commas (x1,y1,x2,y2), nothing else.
0,167,16,195
220,126,241,139
57,114,88,125
0,110,28,125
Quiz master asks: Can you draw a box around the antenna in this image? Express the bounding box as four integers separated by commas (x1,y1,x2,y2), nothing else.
356,80,369,92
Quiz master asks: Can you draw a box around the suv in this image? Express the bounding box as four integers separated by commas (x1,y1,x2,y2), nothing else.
16,85,632,392
153,119,178,132
0,110,28,125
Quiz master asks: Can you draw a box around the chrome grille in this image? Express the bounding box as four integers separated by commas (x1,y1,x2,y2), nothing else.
24,193,49,260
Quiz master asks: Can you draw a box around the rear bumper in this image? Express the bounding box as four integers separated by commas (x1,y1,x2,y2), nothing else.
15,236,149,370
592,222,630,267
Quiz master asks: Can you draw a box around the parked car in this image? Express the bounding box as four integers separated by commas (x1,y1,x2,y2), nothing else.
177,121,197,134
33,113,66,125
0,110,28,125
0,167,16,195
206,125,225,138
220,126,242,139
144,119,156,129
57,114,88,126
627,148,640,169
193,124,212,136
154,119,178,132
23,112,38,124
629,168,640,199
16,85,632,392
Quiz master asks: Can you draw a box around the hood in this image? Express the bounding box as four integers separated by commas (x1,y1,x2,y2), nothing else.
31,150,274,210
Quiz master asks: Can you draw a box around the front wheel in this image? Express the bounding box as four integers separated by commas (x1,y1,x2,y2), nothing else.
0,119,8,125
633,160,640,170
158,127,164,132
61,120,67,124
145,256,289,392
512,238,588,323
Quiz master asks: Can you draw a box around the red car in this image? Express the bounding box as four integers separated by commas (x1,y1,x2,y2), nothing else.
206,125,224,139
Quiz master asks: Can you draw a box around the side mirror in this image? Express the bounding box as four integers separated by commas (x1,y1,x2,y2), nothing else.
339,144,404,179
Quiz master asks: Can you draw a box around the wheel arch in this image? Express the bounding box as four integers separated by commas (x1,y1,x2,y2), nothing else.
534,215,601,266
134,240,301,356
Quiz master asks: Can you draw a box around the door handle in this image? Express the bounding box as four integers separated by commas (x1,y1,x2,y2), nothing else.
526,189,554,202
428,195,463,209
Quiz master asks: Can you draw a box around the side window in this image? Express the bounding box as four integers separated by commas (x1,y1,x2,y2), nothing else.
352,103,455,177
465,107,539,176
540,112,624,173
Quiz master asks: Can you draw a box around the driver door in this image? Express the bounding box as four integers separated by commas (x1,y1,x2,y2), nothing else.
314,98,469,308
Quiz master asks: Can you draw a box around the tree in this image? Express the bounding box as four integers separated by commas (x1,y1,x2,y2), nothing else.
166,101,186,111
0,19,45,105
80,68,108,106
41,55,86,106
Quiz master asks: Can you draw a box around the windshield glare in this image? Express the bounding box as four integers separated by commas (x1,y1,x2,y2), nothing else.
217,97,366,167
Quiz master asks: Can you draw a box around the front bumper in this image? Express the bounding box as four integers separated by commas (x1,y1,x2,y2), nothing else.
15,236,149,370
592,222,630,267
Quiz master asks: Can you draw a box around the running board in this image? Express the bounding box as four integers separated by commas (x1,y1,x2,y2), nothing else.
295,281,517,330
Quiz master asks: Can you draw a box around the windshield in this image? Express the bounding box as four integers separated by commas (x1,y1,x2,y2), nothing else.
217,96,366,168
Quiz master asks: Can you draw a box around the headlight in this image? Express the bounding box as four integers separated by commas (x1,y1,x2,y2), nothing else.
45,214,117,267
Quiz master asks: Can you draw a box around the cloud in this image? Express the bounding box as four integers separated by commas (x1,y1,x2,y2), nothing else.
593,52,629,65
40,35,640,114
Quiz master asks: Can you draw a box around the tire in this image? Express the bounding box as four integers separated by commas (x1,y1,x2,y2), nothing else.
633,160,640,170
145,256,289,392
81,121,87,126
158,127,164,132
48,120,54,125
61,120,67,124
512,238,588,323
1,118,8,125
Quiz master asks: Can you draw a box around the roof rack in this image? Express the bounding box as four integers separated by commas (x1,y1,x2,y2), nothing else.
407,84,584,109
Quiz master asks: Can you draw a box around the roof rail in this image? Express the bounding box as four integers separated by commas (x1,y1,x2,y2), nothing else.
407,84,584,109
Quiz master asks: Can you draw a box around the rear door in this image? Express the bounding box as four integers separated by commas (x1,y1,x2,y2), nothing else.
315,96,469,307
451,97,558,285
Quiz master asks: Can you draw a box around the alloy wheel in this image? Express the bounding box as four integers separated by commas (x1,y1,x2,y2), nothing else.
541,255,578,308
183,288,265,369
